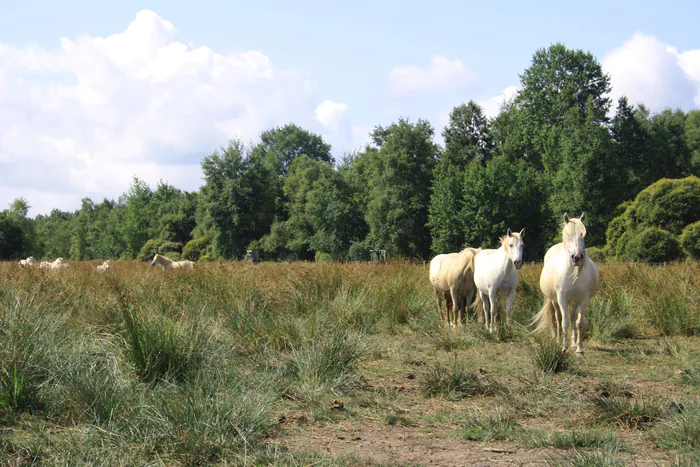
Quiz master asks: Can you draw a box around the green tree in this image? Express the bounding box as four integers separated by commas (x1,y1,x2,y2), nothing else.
686,109,700,175
200,139,274,259
460,155,547,259
442,101,494,166
0,211,24,260
549,101,621,246
364,118,439,259
119,176,155,258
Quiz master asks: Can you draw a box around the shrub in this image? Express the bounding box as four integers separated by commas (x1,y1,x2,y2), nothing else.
182,237,209,261
348,241,370,262
586,246,606,262
680,221,700,259
314,251,333,263
603,176,700,260
158,241,183,255
624,227,682,263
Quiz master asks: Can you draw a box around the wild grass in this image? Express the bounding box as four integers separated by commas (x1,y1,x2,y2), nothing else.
0,260,698,465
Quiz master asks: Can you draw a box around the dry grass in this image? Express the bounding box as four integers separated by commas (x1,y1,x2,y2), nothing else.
0,259,698,465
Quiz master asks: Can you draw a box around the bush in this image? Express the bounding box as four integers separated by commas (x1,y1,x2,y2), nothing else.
624,227,682,263
137,239,161,261
348,241,370,262
158,241,183,254
182,237,209,261
314,251,333,263
603,176,700,260
680,221,700,260
586,246,606,262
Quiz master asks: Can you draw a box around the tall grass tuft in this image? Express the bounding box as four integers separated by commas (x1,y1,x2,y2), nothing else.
421,356,502,399
531,338,572,374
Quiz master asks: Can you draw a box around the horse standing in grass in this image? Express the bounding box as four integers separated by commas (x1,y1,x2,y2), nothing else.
18,257,35,267
96,260,111,273
151,254,195,270
474,229,525,333
41,258,69,270
429,247,482,327
532,213,600,356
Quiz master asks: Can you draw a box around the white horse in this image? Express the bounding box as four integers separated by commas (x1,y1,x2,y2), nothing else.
40,257,69,270
96,259,111,273
18,256,35,267
474,229,525,333
532,213,600,356
151,254,195,270
429,247,482,327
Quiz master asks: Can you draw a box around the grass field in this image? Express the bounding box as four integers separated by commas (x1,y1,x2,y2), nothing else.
1,260,699,466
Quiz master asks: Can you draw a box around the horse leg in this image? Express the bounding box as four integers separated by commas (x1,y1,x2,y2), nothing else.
574,298,590,356
445,293,454,327
435,291,444,325
464,294,472,324
505,288,516,325
552,301,562,341
479,290,490,331
488,289,499,334
451,288,463,327
557,296,570,352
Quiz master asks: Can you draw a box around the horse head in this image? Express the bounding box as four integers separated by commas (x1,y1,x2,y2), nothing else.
563,213,587,266
150,254,160,267
505,228,525,269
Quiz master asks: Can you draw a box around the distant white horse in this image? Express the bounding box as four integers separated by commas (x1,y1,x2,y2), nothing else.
429,247,482,327
96,259,111,273
532,213,600,356
40,257,69,270
18,256,35,267
151,254,194,270
474,229,525,333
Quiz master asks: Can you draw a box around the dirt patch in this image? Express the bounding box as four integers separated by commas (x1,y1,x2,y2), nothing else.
277,420,552,466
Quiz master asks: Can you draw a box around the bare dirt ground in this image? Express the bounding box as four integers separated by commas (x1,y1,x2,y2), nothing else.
271,333,696,466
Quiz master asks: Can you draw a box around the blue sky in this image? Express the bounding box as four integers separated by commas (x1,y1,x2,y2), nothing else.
1,0,699,215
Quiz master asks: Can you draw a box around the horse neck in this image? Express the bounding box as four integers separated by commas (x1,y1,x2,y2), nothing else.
497,244,514,273
159,256,173,266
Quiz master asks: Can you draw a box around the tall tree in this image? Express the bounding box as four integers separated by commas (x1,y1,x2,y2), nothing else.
200,139,274,259
364,118,438,259
441,101,494,166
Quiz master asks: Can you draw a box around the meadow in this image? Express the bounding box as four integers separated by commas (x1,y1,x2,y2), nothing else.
1,259,699,466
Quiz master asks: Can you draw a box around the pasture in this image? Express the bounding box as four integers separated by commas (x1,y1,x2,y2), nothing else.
1,260,699,466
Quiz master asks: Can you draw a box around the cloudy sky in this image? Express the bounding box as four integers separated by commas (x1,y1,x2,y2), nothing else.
1,0,699,216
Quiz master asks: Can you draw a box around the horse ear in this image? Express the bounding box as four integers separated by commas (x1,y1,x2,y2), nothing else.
507,228,512,237
579,212,585,222
519,228,525,237
563,213,570,223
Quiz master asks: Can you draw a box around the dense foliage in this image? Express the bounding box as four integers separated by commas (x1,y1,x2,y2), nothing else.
1,43,699,262
603,176,700,262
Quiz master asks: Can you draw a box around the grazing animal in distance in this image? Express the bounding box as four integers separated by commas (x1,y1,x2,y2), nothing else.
151,254,195,270
429,247,482,327
474,229,525,333
40,258,69,270
18,257,35,267
96,260,111,273
532,213,600,356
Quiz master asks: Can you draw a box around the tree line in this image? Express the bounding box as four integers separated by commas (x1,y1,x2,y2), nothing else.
1,43,699,263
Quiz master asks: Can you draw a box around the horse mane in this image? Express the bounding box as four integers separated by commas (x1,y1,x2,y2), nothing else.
562,218,588,281
499,236,510,252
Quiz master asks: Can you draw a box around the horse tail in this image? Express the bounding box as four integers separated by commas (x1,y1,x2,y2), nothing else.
530,297,555,334
471,292,484,323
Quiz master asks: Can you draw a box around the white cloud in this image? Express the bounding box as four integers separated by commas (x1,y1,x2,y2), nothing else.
602,32,700,112
387,55,477,98
477,85,519,119
0,9,333,216
315,100,349,130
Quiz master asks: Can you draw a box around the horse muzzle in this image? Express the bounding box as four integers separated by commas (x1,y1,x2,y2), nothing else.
514,260,523,269
571,255,583,266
